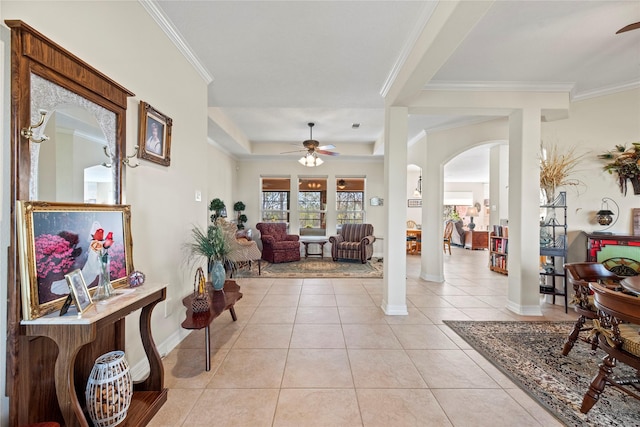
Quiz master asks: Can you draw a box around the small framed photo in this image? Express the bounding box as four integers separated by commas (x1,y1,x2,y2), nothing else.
138,101,172,166
408,199,422,208
633,208,640,236
64,269,93,313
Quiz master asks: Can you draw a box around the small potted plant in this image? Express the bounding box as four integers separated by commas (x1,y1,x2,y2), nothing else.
209,198,226,223
233,201,246,229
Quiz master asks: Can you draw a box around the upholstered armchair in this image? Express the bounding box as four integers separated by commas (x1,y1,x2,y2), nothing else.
256,222,301,263
216,218,262,275
329,223,375,263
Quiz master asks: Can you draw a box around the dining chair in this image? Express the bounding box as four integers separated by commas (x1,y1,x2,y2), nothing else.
562,262,621,356
580,282,640,413
443,221,454,255
406,220,418,253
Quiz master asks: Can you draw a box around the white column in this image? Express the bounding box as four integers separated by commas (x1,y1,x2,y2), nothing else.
382,106,408,315
489,144,509,227
507,109,543,316
422,142,444,282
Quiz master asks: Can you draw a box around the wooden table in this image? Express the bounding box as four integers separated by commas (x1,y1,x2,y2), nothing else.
181,280,243,371
300,238,329,258
621,275,640,295
465,230,489,250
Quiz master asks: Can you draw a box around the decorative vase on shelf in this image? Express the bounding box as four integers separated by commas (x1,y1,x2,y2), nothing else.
211,259,226,291
93,253,114,300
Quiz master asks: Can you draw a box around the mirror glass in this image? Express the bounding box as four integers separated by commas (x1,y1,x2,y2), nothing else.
29,73,117,203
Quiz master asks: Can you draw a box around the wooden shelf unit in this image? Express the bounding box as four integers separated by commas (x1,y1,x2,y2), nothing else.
489,228,509,275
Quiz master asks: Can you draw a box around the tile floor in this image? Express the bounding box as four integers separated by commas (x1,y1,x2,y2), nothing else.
148,247,574,426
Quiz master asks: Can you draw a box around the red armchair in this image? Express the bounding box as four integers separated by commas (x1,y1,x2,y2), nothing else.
256,222,301,263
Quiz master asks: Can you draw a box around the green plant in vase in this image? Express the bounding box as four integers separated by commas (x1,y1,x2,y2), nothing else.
186,224,230,290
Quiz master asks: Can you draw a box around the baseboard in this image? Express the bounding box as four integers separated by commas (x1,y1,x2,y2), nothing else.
506,300,543,316
381,302,408,315
130,327,190,381
421,273,444,282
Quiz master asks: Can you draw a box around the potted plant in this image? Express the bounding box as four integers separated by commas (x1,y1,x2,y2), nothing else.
186,224,230,290
233,201,246,229
599,143,640,195
209,198,226,223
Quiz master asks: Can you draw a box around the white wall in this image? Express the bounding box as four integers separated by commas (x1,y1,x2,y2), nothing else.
0,0,235,393
235,157,386,255
542,88,640,259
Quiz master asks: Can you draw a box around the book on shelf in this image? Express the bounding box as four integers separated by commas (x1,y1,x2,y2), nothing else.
492,225,509,237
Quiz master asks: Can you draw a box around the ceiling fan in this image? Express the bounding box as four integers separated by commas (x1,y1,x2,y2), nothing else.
281,122,340,157
616,21,640,34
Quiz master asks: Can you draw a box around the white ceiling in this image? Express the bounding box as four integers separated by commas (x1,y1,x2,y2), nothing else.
151,0,640,182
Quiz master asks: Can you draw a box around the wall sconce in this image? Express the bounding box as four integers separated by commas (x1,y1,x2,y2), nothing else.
413,174,422,198
466,206,479,230
594,197,619,234
337,179,347,190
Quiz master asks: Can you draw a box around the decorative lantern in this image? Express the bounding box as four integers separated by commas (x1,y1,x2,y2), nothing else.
85,351,133,427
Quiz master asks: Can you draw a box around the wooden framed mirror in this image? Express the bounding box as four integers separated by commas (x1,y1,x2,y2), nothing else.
6,20,136,426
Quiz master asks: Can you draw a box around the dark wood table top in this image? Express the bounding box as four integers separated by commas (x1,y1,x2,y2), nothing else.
621,276,640,295
181,280,242,330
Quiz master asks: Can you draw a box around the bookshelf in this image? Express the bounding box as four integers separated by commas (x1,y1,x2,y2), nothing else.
489,225,509,275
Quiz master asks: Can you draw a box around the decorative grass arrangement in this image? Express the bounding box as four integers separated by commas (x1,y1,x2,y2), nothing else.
539,142,585,203
598,143,640,195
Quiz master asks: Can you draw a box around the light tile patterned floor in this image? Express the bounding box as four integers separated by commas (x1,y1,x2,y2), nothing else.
149,247,573,426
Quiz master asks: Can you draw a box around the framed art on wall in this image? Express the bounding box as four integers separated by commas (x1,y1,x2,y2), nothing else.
633,208,640,236
408,199,422,208
17,201,134,319
138,101,172,166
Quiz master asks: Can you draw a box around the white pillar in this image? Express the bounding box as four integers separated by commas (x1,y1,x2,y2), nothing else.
489,144,509,227
382,106,408,315
507,109,543,316
422,141,444,282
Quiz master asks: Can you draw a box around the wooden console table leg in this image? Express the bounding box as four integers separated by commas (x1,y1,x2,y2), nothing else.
26,325,95,427
135,297,164,391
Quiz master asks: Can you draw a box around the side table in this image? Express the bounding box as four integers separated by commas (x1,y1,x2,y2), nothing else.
181,280,243,371
300,238,329,258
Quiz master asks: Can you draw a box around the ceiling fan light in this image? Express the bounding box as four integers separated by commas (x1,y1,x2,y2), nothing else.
299,153,323,167
337,179,347,190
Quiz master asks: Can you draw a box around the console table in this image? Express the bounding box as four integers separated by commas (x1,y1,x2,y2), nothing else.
20,284,167,427
181,280,243,371
587,234,640,276
465,230,489,250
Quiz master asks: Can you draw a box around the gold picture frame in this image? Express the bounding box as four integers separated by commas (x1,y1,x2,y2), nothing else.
138,101,172,166
17,201,134,319
633,208,640,236
64,269,93,314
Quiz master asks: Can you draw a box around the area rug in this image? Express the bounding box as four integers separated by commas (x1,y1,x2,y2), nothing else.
443,321,639,427
235,257,383,278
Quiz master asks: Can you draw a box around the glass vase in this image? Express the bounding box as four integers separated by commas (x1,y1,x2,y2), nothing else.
211,260,226,291
93,253,114,300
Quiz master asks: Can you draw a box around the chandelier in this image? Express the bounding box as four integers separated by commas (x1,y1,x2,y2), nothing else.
298,152,323,167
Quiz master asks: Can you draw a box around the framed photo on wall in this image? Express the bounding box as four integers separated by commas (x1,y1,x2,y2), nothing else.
138,101,172,166
17,201,134,319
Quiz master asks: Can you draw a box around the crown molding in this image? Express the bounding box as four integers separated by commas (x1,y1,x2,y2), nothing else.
425,80,575,93
380,2,437,98
571,80,640,102
139,0,213,84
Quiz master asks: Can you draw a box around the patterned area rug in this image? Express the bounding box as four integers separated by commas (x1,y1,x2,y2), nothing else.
235,257,383,278
444,321,639,427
